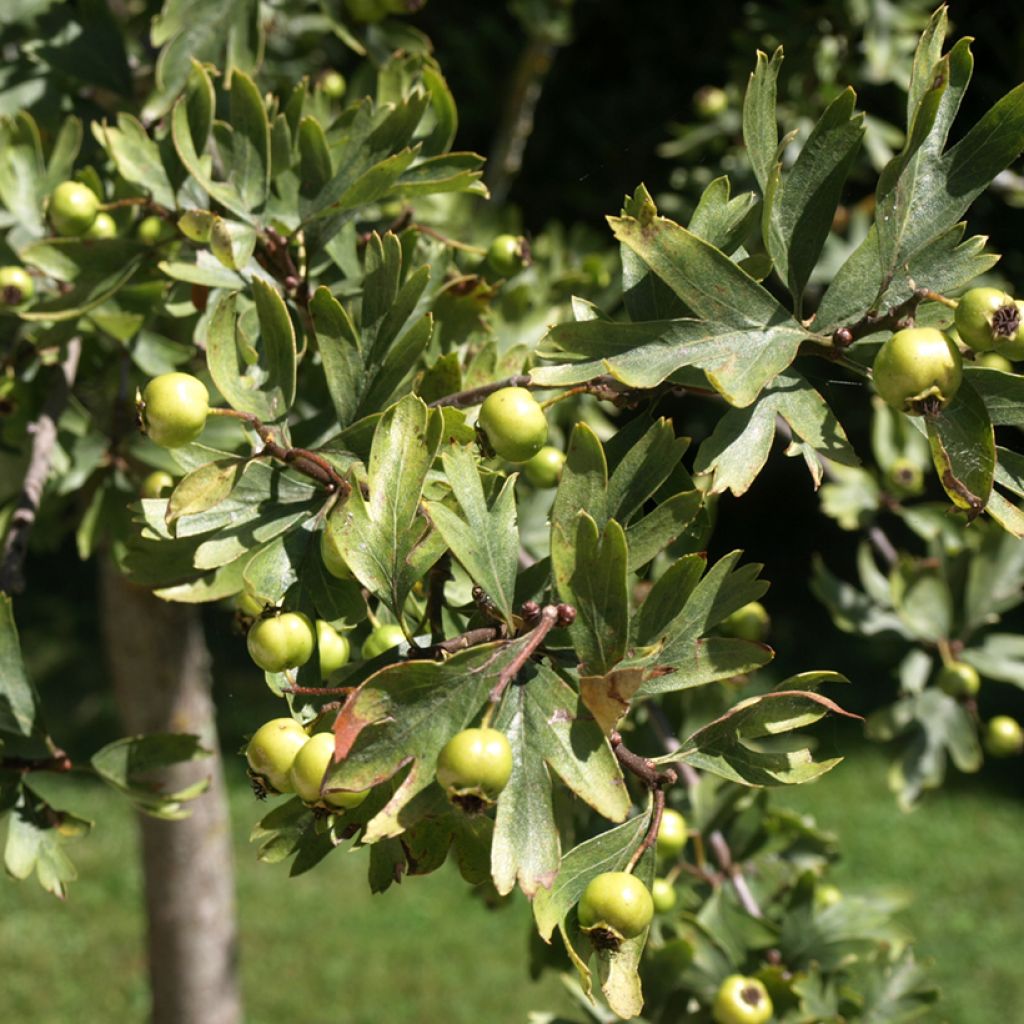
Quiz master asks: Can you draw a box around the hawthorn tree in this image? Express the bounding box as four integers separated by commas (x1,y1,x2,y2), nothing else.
2,4,1024,1024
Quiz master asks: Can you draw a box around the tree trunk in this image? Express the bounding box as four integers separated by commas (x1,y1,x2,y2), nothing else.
100,560,242,1024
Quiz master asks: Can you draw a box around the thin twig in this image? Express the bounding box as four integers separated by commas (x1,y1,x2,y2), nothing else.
0,338,82,594
709,830,764,919
488,604,562,704
0,749,73,774
207,408,348,494
429,375,533,409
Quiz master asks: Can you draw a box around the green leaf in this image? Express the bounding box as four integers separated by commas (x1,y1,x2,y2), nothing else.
311,286,362,426
90,734,211,819
425,446,519,627
811,555,911,638
568,515,629,676
538,316,807,410
327,395,445,621
226,70,270,212
96,114,175,208
670,684,855,785
0,112,46,238
695,370,860,495
636,638,773,696
206,291,294,421
0,596,44,742
963,633,1024,690
165,459,246,530
742,47,783,196
926,379,994,515
18,239,145,322
4,786,90,899
609,214,795,331
688,176,759,256
889,559,953,643
765,89,864,312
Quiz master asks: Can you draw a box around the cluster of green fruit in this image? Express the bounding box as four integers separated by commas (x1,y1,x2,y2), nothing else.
477,385,568,488
0,180,174,309
872,286,1023,416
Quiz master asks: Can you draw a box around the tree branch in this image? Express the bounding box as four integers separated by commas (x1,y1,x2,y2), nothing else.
0,337,82,595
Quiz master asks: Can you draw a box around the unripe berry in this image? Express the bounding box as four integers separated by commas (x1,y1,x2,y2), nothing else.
0,266,35,306
719,601,770,642
361,623,406,659
141,373,209,448
694,85,728,119
435,727,512,809
522,445,565,488
289,731,369,809
712,975,773,1024
651,878,677,913
317,620,351,678
656,807,688,858
954,287,1019,352
936,661,980,699
984,715,1024,758
815,882,843,908
577,871,654,946
885,457,925,496
478,387,548,463
246,718,309,793
872,327,962,415
86,212,117,239
137,214,176,245
49,181,100,236
320,525,354,580
321,70,347,99
247,612,315,673
140,470,175,499
977,351,1014,372
486,234,529,277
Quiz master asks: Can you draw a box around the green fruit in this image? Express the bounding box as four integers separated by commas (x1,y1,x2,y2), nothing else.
937,661,980,699
141,372,209,448
49,181,100,236
712,975,773,1024
317,620,351,678
86,212,117,239
0,266,35,306
993,301,1024,361
885,457,925,496
140,470,175,499
984,715,1024,758
656,807,688,858
815,882,842,908
361,623,406,660
435,727,512,804
247,612,315,673
245,718,308,794
522,445,565,488
719,601,770,642
320,525,353,580
289,732,369,809
978,351,1014,372
137,214,176,245
873,327,962,415
486,233,528,276
954,287,1018,352
651,878,677,913
694,85,728,119
321,70,347,99
577,872,654,944
478,386,547,463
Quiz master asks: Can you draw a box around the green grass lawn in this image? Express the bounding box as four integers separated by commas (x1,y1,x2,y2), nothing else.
1,742,1021,1023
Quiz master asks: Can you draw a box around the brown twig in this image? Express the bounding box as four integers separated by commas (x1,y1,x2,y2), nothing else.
0,338,82,594
207,408,348,494
429,375,533,409
488,603,563,704
608,731,678,871
0,748,73,774
709,830,764,919
280,685,355,697
407,624,508,660
833,287,932,346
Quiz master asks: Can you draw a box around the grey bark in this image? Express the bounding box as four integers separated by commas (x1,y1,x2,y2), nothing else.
100,561,242,1024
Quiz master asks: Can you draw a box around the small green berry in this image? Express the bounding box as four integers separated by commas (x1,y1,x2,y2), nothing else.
0,266,35,306
49,181,100,236
140,470,175,499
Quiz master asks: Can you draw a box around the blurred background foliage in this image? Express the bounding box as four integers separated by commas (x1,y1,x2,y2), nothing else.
2,0,1023,1020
